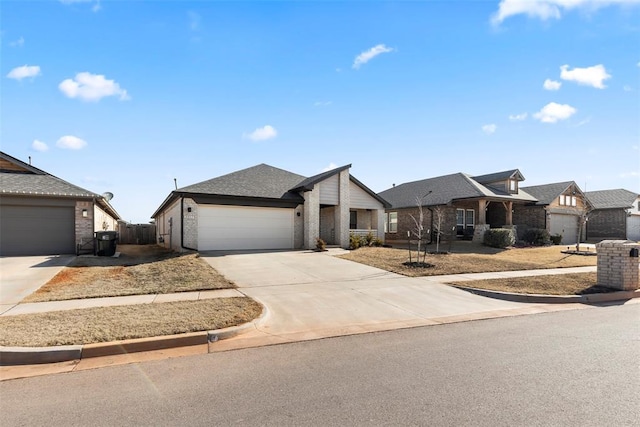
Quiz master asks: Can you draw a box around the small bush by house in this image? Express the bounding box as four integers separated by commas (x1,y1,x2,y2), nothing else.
484,228,516,248
522,228,552,246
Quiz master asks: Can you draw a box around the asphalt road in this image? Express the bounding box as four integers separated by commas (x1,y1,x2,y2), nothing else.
2,303,638,426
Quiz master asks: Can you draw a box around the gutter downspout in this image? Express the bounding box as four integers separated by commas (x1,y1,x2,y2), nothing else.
181,196,198,251
427,207,434,244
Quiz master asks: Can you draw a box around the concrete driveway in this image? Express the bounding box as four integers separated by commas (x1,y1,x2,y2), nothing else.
0,255,74,314
202,249,536,349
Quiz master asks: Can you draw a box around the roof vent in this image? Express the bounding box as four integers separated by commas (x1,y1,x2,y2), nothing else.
102,192,114,201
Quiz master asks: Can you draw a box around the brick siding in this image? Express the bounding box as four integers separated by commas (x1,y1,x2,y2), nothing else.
587,208,626,239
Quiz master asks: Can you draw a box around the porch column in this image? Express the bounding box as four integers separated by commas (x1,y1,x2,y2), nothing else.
303,187,320,249
376,209,386,243
478,200,487,225
335,169,350,248
505,201,513,226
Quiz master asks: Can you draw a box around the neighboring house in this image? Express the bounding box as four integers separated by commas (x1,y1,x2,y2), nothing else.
378,169,537,243
584,189,640,241
0,151,121,256
516,181,590,245
151,164,389,251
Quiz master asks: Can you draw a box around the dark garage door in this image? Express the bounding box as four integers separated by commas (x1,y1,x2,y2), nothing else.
0,205,75,256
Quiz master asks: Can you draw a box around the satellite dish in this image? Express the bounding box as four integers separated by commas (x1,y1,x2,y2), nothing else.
102,192,114,201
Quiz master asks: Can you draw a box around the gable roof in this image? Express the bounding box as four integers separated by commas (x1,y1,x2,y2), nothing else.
0,151,121,219
472,169,524,184
520,181,576,206
179,163,306,201
152,163,390,217
379,171,536,209
585,189,639,210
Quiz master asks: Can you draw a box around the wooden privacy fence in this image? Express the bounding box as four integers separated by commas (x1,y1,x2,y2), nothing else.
117,223,156,245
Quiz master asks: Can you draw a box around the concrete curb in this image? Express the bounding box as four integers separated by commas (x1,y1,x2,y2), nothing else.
0,306,268,366
450,285,640,304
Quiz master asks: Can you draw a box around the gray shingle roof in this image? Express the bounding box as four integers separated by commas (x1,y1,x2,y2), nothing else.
520,182,574,205
585,189,638,209
179,164,307,201
472,169,523,184
289,164,351,192
0,172,99,198
378,172,536,209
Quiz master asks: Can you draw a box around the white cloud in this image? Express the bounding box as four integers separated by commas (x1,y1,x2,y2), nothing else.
32,139,48,152
508,113,528,121
244,125,277,141
533,102,577,123
56,135,87,150
482,124,497,135
491,0,640,25
352,44,394,69
188,11,201,31
543,79,562,90
59,72,130,101
314,101,332,107
6,65,41,80
59,0,101,12
9,36,24,48
321,163,338,172
560,64,611,89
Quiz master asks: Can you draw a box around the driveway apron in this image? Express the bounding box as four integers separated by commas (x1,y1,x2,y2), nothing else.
0,255,74,314
202,250,533,348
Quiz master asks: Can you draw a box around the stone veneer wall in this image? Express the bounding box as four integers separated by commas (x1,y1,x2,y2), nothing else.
75,200,94,249
182,198,198,249
596,240,639,291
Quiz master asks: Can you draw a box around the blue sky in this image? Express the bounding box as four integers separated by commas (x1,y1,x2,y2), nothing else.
2,0,639,223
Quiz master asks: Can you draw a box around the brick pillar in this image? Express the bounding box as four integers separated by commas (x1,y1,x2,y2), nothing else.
304,187,320,250
596,240,639,291
335,169,350,249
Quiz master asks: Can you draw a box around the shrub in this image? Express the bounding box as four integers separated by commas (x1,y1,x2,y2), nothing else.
315,237,326,251
349,233,361,250
483,228,516,248
550,233,562,245
522,228,551,246
349,233,383,249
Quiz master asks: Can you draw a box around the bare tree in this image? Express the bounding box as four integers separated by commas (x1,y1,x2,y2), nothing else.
575,204,594,252
408,192,432,263
431,205,445,253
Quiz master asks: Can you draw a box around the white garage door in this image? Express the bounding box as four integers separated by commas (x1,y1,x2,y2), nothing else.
198,205,294,250
550,214,578,245
627,215,640,242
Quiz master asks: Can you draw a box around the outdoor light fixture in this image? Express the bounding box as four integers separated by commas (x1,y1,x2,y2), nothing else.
82,209,88,218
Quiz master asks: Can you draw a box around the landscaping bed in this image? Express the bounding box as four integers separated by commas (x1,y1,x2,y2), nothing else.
0,298,262,347
448,272,610,296
338,245,597,277
23,245,234,302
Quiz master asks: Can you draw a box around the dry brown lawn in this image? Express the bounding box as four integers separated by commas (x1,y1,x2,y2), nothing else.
24,245,234,302
339,244,596,277
0,298,262,347
449,272,607,295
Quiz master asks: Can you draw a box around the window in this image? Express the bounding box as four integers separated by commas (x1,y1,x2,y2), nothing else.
559,195,565,205
350,211,358,229
571,196,577,207
509,179,517,192
456,209,465,235
388,212,398,233
466,209,475,229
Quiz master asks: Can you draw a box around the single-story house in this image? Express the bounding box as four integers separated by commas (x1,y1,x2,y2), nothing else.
0,151,121,256
584,189,640,241
378,169,537,243
516,181,590,245
151,164,390,251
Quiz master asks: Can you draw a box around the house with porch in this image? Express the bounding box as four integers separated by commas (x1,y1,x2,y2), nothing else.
378,169,537,244
151,163,389,251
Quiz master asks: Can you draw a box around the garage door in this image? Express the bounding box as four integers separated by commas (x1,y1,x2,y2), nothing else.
0,205,75,256
550,214,578,245
198,205,294,250
627,216,640,242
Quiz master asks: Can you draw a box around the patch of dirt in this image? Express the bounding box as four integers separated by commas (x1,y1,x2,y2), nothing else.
0,298,263,347
339,245,597,277
23,245,234,302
